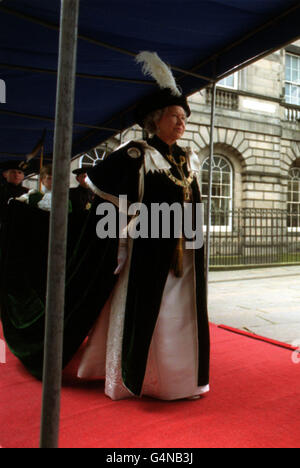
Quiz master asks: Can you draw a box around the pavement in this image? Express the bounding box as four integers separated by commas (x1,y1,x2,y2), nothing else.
207,265,300,347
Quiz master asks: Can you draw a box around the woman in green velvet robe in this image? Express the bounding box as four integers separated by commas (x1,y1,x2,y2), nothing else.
77,87,210,400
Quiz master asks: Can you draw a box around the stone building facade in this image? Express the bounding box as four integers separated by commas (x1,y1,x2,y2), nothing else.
79,41,300,213
185,42,300,217
75,41,300,266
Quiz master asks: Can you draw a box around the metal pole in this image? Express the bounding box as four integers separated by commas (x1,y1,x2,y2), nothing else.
40,0,80,449
205,82,216,295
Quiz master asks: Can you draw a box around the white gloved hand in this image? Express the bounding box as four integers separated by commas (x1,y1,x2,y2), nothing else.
15,189,36,204
114,240,128,275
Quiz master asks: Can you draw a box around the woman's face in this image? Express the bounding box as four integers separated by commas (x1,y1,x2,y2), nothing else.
42,174,52,191
157,105,186,145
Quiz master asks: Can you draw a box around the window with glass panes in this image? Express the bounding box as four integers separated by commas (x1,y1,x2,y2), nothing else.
218,72,238,89
287,167,300,228
201,156,233,226
80,148,106,167
285,53,300,105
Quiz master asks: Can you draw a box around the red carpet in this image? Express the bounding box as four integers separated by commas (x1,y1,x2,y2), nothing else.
1,322,300,449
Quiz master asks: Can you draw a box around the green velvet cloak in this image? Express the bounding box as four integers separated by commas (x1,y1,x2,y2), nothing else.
0,201,118,379
88,135,210,396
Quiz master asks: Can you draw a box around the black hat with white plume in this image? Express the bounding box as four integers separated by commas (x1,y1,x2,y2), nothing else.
134,51,191,127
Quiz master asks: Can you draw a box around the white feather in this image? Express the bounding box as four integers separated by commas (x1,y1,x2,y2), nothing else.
136,51,181,96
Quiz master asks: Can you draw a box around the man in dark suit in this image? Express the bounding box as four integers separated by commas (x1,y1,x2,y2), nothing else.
69,167,94,213
0,160,29,223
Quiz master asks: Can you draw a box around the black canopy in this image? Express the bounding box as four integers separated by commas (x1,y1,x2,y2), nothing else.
0,0,299,161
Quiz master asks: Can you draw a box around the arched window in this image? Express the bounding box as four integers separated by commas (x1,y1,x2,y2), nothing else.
201,155,233,227
287,167,300,228
80,148,106,168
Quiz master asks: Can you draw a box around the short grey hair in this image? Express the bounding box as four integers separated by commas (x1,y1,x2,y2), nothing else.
143,108,164,135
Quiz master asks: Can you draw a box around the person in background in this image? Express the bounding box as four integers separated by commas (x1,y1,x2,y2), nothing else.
16,165,53,211
69,168,94,213
0,160,29,223
17,164,74,214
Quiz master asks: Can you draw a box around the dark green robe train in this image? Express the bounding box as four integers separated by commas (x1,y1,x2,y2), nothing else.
0,201,118,379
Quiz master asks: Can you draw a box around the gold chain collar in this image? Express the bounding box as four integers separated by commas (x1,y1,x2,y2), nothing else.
165,153,194,201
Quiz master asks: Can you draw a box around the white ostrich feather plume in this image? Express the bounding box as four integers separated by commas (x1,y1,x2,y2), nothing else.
136,51,181,97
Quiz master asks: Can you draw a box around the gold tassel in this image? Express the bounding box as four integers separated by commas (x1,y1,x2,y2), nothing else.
171,237,183,277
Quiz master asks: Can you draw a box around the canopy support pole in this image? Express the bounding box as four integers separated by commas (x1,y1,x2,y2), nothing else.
205,81,216,295
40,0,80,449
